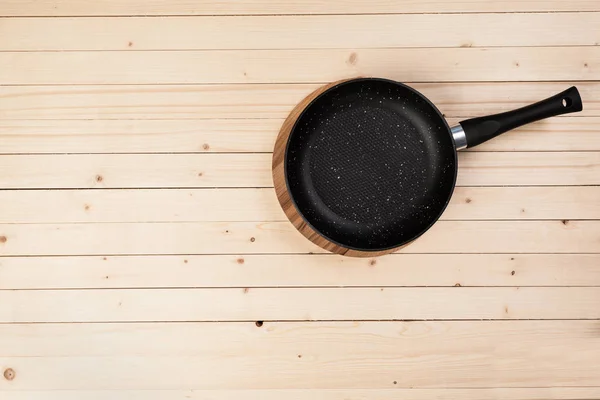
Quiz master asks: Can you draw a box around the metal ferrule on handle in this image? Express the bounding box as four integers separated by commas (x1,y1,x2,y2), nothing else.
450,125,467,150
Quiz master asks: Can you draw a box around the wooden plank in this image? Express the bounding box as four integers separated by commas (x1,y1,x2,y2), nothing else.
3,14,600,51
0,322,599,390
462,117,600,152
0,320,596,356
456,152,600,186
0,187,597,223
0,154,272,188
1,254,598,289
0,152,597,189
1,288,599,322
0,220,597,255
0,84,307,121
2,82,598,120
0,188,284,223
2,0,599,16
0,359,598,391
0,119,281,154
1,117,599,154
1,47,597,85
3,389,600,400
441,187,600,220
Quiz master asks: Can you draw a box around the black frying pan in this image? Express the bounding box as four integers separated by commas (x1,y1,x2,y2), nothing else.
276,78,583,255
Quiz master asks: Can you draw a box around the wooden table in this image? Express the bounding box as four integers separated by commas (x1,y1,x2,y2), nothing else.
1,1,600,399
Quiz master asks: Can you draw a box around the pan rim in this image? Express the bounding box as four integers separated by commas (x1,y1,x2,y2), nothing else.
283,77,458,253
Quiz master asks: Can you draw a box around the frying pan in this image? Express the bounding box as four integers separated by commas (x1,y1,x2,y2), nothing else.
272,78,583,257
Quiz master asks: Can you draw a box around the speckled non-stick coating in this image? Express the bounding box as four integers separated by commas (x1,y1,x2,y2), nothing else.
285,78,457,251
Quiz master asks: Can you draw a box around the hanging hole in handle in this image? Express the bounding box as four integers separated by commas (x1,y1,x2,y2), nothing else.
562,97,573,108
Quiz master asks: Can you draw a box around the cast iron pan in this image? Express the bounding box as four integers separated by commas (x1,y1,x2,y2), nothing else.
272,78,583,257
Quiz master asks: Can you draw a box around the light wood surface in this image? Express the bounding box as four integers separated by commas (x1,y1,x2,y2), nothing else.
1,321,600,389
1,320,599,356
3,388,600,400
2,0,600,15
0,221,597,255
3,82,600,120
0,186,597,223
0,152,597,188
3,14,600,51
1,2,599,398
2,117,600,153
2,47,598,84
1,254,598,289
2,288,600,322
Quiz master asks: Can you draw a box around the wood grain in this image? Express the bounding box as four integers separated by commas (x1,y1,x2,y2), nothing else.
0,186,596,223
1,47,597,85
0,221,597,255
4,321,597,356
3,14,600,51
463,117,600,152
1,4,598,398
0,322,599,390
3,82,599,120
0,154,273,188
456,152,600,186
1,117,599,154
0,152,596,188
2,288,600,322
1,254,598,289
3,389,600,400
1,355,597,390
0,119,281,154
2,0,599,16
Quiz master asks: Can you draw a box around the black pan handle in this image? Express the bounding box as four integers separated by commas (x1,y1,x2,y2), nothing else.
455,86,583,149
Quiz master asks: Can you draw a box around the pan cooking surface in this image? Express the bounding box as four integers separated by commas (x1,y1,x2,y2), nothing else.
310,106,429,224
285,79,456,250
